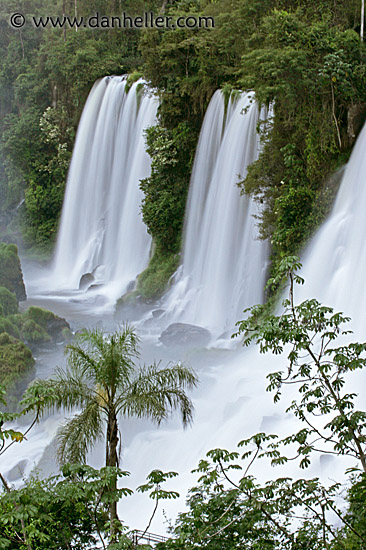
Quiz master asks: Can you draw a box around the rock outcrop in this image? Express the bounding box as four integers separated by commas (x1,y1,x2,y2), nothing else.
0,243,26,301
159,322,211,348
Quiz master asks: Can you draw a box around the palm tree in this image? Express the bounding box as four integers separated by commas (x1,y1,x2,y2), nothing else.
33,324,198,537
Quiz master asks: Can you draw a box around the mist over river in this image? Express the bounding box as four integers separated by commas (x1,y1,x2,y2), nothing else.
1,79,365,535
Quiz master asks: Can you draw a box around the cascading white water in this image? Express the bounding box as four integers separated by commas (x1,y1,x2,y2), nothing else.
299,122,366,330
164,91,269,335
47,76,158,308
6,76,366,536
118,121,366,531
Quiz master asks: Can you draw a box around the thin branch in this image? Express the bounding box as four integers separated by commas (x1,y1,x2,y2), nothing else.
198,499,237,538
218,460,240,489
331,81,342,148
327,499,366,544
243,446,260,477
137,497,159,542
0,411,40,456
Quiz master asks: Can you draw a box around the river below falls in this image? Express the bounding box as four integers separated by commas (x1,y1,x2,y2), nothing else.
0,258,354,534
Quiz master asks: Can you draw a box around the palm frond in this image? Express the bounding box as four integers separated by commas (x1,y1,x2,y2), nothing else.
30,326,197,469
56,398,103,465
65,324,140,392
28,375,92,415
118,363,198,427
65,339,100,380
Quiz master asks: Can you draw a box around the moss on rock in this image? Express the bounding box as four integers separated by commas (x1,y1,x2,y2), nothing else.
0,243,26,301
137,246,180,300
0,286,18,316
26,306,71,341
0,316,20,339
9,306,72,347
8,313,50,346
0,302,71,392
0,332,34,390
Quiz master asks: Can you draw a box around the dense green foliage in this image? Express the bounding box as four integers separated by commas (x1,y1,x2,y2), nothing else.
138,121,196,297
239,7,366,274
0,463,134,549
0,0,162,250
140,0,366,291
0,0,364,294
140,123,196,254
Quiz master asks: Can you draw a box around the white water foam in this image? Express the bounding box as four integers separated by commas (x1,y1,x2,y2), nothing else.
163,91,269,336
6,91,366,536
32,76,158,310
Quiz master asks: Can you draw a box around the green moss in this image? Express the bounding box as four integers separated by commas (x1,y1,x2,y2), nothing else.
0,317,20,339
26,306,57,328
9,314,50,345
115,290,140,310
0,243,26,301
8,306,71,346
0,286,18,316
0,332,34,390
0,304,70,391
125,70,143,93
137,246,180,300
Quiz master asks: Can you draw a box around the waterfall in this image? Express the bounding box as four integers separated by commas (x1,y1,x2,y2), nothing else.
299,121,366,330
118,122,366,530
48,76,158,307
5,95,366,535
164,91,269,335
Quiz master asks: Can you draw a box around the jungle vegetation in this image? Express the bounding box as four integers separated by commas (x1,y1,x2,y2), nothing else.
0,0,364,289
0,1,366,547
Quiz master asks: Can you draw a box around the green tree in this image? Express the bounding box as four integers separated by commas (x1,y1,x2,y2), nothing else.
31,324,198,538
157,258,366,549
0,464,133,550
235,256,366,473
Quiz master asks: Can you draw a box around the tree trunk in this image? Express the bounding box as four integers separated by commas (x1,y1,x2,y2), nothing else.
106,410,119,541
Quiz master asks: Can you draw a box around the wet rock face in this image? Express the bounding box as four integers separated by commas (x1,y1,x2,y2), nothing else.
152,309,165,318
0,243,26,301
44,316,70,342
159,323,211,348
347,103,366,144
79,272,94,290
